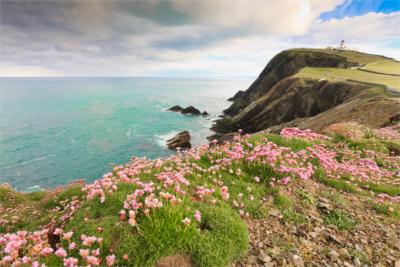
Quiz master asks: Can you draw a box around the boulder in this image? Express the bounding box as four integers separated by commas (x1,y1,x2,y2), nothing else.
168,105,184,112
166,131,191,150
181,106,201,115
202,111,209,116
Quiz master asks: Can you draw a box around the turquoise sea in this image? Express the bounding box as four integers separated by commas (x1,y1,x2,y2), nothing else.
0,77,252,191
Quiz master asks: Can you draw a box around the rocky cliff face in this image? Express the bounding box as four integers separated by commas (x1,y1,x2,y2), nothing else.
224,50,358,117
213,49,400,136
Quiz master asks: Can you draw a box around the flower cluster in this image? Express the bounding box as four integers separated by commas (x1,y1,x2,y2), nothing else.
281,127,331,141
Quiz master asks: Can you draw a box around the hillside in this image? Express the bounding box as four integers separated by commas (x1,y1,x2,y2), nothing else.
214,48,400,136
1,123,399,266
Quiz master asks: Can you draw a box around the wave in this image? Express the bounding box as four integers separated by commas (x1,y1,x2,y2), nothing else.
154,131,179,148
0,155,53,171
25,184,43,192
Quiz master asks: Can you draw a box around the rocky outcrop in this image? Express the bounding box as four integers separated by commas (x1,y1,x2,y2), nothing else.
166,131,191,150
168,105,184,112
181,106,201,115
168,105,209,116
224,49,358,117
213,48,400,136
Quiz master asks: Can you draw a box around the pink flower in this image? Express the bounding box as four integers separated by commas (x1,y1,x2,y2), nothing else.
79,249,90,258
63,257,78,267
253,176,260,183
182,217,191,225
86,255,100,266
280,176,291,185
53,228,63,235
106,255,116,266
63,231,73,240
194,210,201,222
69,242,77,250
55,247,67,258
41,247,53,256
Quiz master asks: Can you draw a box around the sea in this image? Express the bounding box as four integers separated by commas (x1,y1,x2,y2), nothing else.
0,77,252,191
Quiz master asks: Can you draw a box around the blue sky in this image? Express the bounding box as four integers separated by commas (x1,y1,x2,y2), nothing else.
321,0,400,20
0,0,399,77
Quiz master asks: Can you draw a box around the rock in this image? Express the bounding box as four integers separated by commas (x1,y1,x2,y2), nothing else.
181,106,201,115
202,111,209,116
168,105,184,112
338,248,350,258
292,255,304,267
329,250,340,262
258,253,271,263
269,208,281,217
353,257,361,267
328,234,343,245
395,260,400,267
166,131,191,150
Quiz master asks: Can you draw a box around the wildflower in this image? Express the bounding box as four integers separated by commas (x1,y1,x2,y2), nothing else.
79,249,90,258
253,176,260,183
194,210,201,222
53,228,63,235
55,247,67,258
63,231,73,240
69,242,77,250
182,217,191,225
41,247,53,256
280,176,291,185
86,255,100,266
63,257,78,267
106,255,116,266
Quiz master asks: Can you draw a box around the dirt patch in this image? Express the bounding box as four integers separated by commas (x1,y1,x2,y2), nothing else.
155,254,193,267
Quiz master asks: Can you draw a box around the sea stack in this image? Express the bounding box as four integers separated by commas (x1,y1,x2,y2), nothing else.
166,131,191,150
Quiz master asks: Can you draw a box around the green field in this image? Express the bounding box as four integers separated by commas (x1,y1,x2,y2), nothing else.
296,67,400,92
362,60,400,75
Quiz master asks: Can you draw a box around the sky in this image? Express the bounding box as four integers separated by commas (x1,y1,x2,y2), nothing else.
0,0,399,77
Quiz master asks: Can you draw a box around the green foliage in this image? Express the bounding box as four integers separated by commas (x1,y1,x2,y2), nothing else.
324,209,356,230
372,203,400,219
65,200,248,267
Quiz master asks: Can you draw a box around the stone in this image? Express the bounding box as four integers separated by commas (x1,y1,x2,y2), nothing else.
269,208,281,217
168,105,184,112
338,248,350,258
329,249,340,262
329,234,343,245
166,131,191,150
258,253,272,263
395,260,400,267
202,111,209,116
181,106,201,115
292,255,304,267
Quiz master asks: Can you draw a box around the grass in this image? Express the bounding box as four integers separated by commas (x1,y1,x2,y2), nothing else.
372,202,400,219
363,60,400,76
248,133,314,152
296,67,400,92
64,197,248,267
314,168,358,193
323,209,356,230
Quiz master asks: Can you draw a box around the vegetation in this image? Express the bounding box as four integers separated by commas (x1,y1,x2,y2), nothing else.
1,122,399,266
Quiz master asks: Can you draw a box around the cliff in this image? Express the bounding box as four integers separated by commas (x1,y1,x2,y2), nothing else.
214,48,400,136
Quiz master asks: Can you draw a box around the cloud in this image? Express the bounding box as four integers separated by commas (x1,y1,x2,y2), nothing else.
0,0,398,77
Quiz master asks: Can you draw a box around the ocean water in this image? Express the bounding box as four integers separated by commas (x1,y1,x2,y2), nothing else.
0,77,252,191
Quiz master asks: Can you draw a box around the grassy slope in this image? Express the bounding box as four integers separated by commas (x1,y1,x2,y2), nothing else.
1,124,399,266
296,67,400,91
292,48,400,93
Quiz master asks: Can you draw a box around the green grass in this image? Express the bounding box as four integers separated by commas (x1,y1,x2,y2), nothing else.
296,67,400,91
372,202,400,219
324,209,356,230
249,133,314,152
363,60,400,76
64,197,248,267
314,168,358,193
